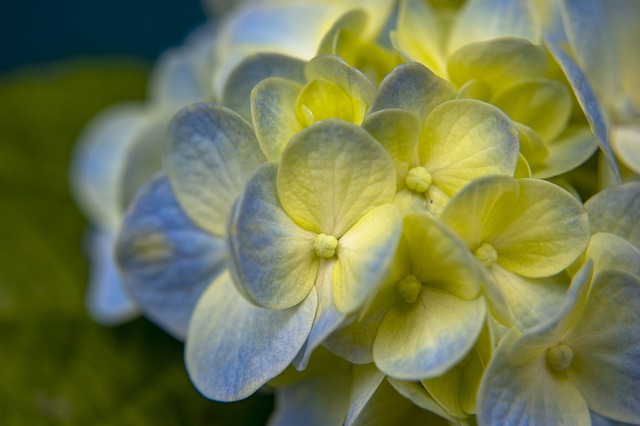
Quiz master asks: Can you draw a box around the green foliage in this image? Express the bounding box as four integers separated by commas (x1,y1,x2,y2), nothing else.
0,60,273,425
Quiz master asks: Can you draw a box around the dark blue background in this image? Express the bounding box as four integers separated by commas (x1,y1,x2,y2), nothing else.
1,0,207,72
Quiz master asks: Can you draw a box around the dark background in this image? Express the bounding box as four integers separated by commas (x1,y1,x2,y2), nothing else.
1,0,206,72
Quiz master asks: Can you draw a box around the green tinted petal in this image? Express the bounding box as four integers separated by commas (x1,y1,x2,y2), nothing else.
420,99,519,197
440,174,520,249
393,0,447,77
277,120,396,236
353,379,452,426
223,53,305,122
490,265,567,331
362,109,421,190
404,213,483,300
612,125,640,174
585,182,640,249
374,288,486,380
369,62,456,123
304,55,376,108
251,77,304,160
565,269,640,423
532,125,598,179
493,79,572,141
448,0,540,54
166,103,266,236
334,204,402,314
185,273,317,402
489,178,589,277
448,38,548,93
386,378,457,422
229,163,318,310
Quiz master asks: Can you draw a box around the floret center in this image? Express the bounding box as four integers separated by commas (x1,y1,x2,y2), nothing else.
397,274,423,304
474,243,498,268
314,233,338,258
405,167,433,193
547,344,574,372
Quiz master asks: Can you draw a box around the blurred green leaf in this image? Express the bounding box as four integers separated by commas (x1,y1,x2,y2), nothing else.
0,60,273,425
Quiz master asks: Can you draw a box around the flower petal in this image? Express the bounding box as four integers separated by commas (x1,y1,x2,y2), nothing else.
612,126,640,175
585,182,640,249
369,62,456,123
374,288,486,380
362,109,421,190
293,259,346,370
166,103,266,236
403,213,484,300
532,125,598,179
223,53,305,122
392,0,447,77
448,0,540,54
116,175,226,339
304,55,376,109
492,79,572,141
565,269,640,423
277,119,396,236
251,77,304,160
333,204,402,314
229,163,318,310
561,0,640,110
448,38,548,93
544,34,619,182
386,378,456,421
186,273,317,401
420,99,519,197
477,331,590,426
345,364,385,426
581,232,640,276
70,103,145,230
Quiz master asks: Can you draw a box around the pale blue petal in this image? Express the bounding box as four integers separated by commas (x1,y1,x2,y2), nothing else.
477,331,590,426
561,0,640,110
166,103,266,236
228,163,318,310
269,365,350,426
544,34,620,182
565,269,640,423
70,103,145,230
369,62,456,123
223,53,305,121
585,182,640,249
591,411,636,426
186,273,317,402
116,175,226,339
85,230,138,325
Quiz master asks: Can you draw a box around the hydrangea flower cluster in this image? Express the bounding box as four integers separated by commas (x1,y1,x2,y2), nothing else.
72,0,640,424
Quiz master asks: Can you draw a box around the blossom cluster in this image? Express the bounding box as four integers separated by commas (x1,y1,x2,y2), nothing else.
72,0,640,425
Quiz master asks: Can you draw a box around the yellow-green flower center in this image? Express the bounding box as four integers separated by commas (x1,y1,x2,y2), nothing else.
474,243,498,268
547,344,574,372
405,167,433,193
397,274,423,304
314,233,338,258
